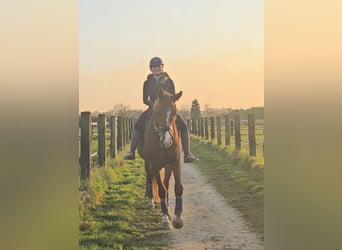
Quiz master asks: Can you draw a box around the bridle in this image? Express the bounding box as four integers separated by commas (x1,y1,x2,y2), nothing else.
152,105,176,149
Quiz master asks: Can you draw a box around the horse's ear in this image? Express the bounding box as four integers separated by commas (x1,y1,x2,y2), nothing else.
171,91,183,102
158,88,164,99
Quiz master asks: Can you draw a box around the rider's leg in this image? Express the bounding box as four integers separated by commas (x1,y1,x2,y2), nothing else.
176,114,199,163
124,108,150,160
123,128,141,159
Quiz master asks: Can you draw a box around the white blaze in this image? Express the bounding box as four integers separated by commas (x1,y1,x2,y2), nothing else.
166,110,171,125
162,110,172,148
163,131,171,148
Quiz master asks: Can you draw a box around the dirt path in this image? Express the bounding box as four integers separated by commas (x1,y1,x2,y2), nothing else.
164,162,264,250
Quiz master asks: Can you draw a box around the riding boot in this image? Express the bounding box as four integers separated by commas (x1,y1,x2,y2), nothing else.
123,129,141,160
180,132,199,163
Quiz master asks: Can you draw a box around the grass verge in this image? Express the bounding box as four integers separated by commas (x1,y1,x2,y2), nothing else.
79,153,168,250
191,136,264,240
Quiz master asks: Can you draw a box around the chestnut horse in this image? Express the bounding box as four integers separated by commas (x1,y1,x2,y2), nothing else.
137,88,184,230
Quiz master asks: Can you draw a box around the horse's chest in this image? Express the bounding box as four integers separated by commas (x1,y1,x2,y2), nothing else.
149,149,178,166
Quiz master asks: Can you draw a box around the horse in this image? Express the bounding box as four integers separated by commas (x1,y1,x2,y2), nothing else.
137,88,184,230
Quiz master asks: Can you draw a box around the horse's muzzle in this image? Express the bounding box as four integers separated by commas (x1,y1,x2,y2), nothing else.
159,131,173,149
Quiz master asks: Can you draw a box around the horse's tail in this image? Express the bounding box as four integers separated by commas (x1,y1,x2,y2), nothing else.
152,175,160,203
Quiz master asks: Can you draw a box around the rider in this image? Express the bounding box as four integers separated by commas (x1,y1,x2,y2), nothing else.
124,57,199,163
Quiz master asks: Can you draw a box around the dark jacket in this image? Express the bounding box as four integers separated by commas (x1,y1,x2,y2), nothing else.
135,72,187,134
143,72,175,107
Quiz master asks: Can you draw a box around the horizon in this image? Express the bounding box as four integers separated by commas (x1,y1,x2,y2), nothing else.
80,105,265,114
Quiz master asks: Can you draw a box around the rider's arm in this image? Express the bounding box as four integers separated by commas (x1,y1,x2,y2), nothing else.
143,81,153,108
165,79,175,95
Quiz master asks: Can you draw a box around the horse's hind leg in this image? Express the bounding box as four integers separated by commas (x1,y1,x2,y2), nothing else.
145,161,154,209
154,169,171,230
172,162,184,229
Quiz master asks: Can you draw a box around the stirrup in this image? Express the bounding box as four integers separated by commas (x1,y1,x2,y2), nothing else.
184,154,199,163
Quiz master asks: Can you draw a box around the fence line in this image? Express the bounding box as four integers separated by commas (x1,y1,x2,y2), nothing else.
80,112,264,180
79,112,134,180
187,113,264,158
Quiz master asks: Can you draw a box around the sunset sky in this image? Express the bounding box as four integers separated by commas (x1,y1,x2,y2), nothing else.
80,0,264,111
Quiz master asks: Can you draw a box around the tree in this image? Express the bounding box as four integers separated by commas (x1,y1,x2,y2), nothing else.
109,104,131,116
178,104,191,120
203,103,216,118
106,104,142,118
190,99,201,120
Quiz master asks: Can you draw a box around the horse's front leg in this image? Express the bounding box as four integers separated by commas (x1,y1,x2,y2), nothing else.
145,161,154,209
172,161,184,229
154,168,171,230
164,166,172,208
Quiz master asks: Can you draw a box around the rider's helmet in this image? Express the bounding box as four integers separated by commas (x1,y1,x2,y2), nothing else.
149,57,163,68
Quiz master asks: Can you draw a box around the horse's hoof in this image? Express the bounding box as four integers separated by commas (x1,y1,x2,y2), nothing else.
147,199,154,209
162,222,171,230
162,214,171,230
173,215,183,229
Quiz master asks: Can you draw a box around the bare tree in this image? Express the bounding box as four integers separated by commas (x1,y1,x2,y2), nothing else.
178,104,191,120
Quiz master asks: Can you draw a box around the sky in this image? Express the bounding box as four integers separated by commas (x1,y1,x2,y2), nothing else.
79,0,264,112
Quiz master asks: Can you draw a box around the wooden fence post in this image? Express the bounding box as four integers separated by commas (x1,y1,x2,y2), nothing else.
248,114,256,157
80,111,91,180
225,115,230,146
127,118,130,141
197,119,201,136
210,117,215,140
126,117,131,144
234,114,241,150
196,119,200,136
230,120,234,135
123,117,126,144
110,116,116,159
123,117,127,147
122,116,125,148
117,116,123,151
204,117,209,140
124,117,129,145
129,117,133,141
191,119,195,134
216,116,222,145
126,117,129,145
200,118,204,138
187,119,191,134
97,114,106,166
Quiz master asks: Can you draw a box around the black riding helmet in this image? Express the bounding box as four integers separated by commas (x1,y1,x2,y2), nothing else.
149,57,163,68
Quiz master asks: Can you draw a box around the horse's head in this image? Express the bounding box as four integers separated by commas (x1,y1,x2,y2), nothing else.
152,88,182,149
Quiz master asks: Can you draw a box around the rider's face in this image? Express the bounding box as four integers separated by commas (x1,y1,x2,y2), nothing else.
151,65,163,75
